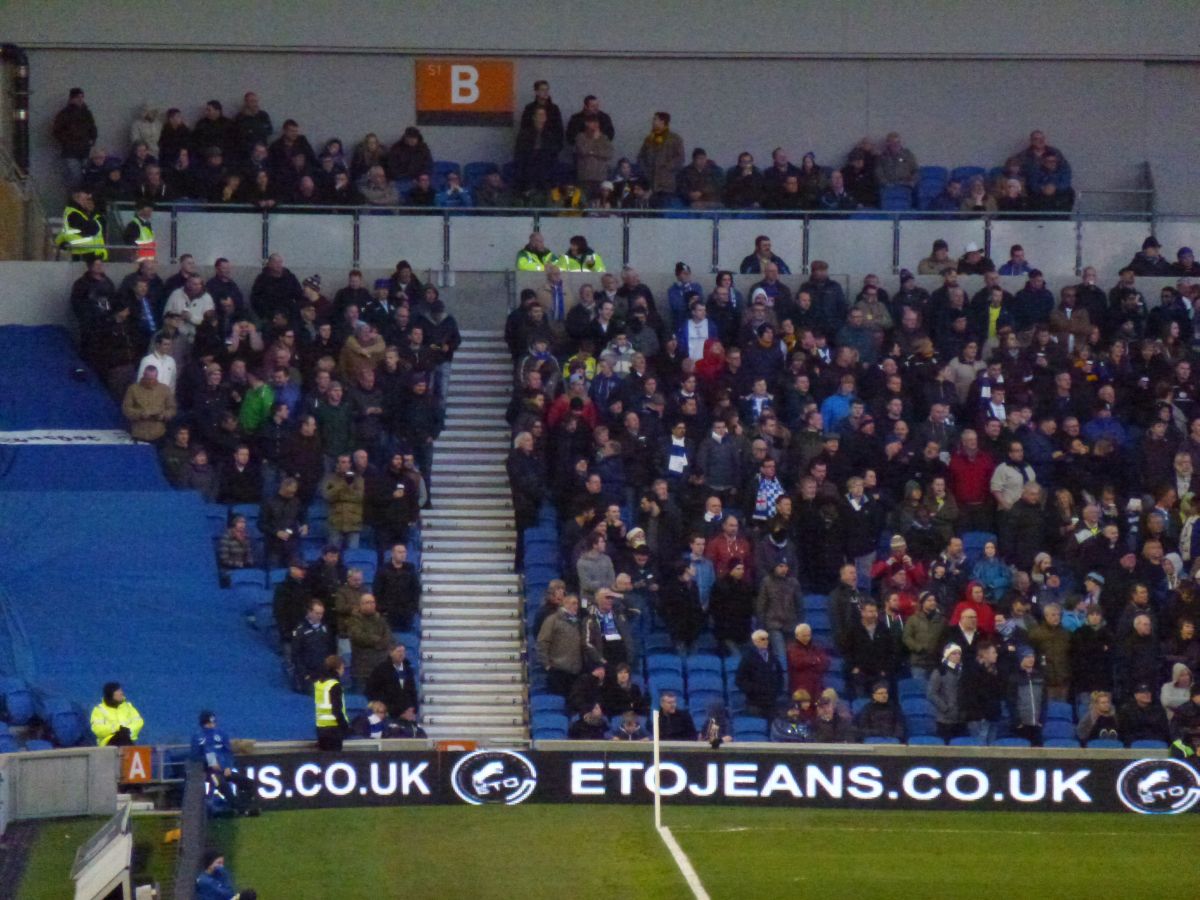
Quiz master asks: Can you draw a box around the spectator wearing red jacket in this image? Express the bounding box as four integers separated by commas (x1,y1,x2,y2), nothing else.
947,428,995,532
949,581,997,636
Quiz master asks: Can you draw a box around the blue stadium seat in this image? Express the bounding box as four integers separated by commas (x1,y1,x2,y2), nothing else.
802,594,829,612
647,654,684,678
687,672,724,694
824,674,845,694
531,711,567,732
900,698,933,718
649,676,685,701
688,690,724,712
463,161,498,190
907,715,935,736
268,568,290,585
950,166,986,184
962,531,996,556
864,736,902,745
881,185,914,210
1087,739,1124,749
992,737,1031,748
228,569,266,589
732,716,768,741
643,633,674,655
1044,738,1081,748
530,695,565,714
949,736,984,747
805,611,831,631
897,679,924,699
533,726,567,741
342,549,375,568
37,696,85,747
1042,720,1076,741
918,165,948,186
907,735,944,746
24,739,54,752
1046,701,1074,722
690,710,710,734
0,733,16,753
726,690,747,714
0,678,34,725
1130,740,1168,750
685,654,722,677
851,698,870,715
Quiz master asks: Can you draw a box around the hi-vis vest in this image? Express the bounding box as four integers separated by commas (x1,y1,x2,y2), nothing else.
130,218,156,260
314,678,344,728
55,205,108,260
516,247,562,271
562,250,606,272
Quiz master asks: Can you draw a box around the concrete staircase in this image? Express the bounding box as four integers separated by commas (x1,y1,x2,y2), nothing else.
420,329,526,742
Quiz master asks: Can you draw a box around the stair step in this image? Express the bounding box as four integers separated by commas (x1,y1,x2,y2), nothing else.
422,726,528,741
435,429,512,442
422,638,521,650
423,585,518,599
424,648,523,662
422,539,514,552
424,624,520,637
424,603,519,617
423,670,522,683
423,556,514,569
422,711,526,724
420,590,518,603
427,497,512,510
429,461,506,472
423,694,524,707
422,571,519,583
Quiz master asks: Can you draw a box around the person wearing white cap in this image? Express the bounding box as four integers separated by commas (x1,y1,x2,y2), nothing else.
927,643,965,740
957,241,995,275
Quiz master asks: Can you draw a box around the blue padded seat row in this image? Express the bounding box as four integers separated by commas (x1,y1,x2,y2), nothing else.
1042,721,1077,741
0,733,17,753
950,165,986,184
647,654,683,677
531,694,565,714
907,715,936,736
685,653,723,676
992,737,1031,748
533,727,567,741
37,695,85,747
1087,739,1125,749
531,712,567,733
949,736,984,747
907,735,944,746
864,736,902,745
1044,738,1081,748
1130,739,1168,750
0,678,35,726
1046,701,1074,722
900,698,933,717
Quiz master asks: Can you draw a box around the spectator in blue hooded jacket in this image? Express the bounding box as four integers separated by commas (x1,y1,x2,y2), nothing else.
190,710,258,816
195,851,257,900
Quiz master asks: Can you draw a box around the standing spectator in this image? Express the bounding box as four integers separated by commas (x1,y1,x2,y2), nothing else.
321,454,365,549
191,100,235,159
513,107,561,196
574,116,614,198
875,131,918,187
709,559,755,655
736,630,784,718
1127,236,1173,276
365,644,419,719
122,365,176,443
259,477,306,567
1009,648,1047,745
755,559,802,663
217,515,254,579
787,624,830,699
347,594,393,688
314,656,350,751
902,592,946,682
960,641,1007,744
291,600,334,692
565,94,615,145
233,92,273,158
1028,603,1072,701
387,126,433,181
537,593,590,697
373,544,420,632
52,88,97,187
637,112,685,207
846,601,896,698
927,643,965,740
519,80,564,142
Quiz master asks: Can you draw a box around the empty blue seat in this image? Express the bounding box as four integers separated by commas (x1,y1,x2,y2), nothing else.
342,549,375,567
733,715,767,733
1042,721,1076,741
531,695,565,714
688,690,724,712
649,675,684,700
685,654,722,677
897,679,924,699
950,166,986,184
851,698,870,715
949,736,984,747
962,531,996,552
805,611,831,630
531,711,567,732
1130,740,1168,750
533,727,567,741
690,710,710,734
907,735,944,746
0,733,16,753
802,594,829,612
1087,739,1125,749
228,569,266,588
1044,738,1081,748
268,568,290,585
992,737,1031,748
907,715,936,736
901,697,933,718
824,674,845,694
864,736,902,745
1046,701,1074,722
463,161,499,190
647,654,683,677
918,166,948,185
881,185,914,210
687,672,724,694
643,633,674,655
0,678,34,725
24,739,54,752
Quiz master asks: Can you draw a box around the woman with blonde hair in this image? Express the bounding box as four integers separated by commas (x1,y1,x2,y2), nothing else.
1075,690,1120,743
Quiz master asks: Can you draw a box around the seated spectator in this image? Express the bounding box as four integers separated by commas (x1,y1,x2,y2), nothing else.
841,148,878,207
819,169,859,211
957,242,995,276
739,235,791,276
997,244,1032,276
1017,129,1069,181
357,165,398,205
435,171,473,208
602,663,648,717
350,700,406,739
678,147,723,209
854,681,906,741
770,692,815,742
995,178,1029,214
657,691,697,740
724,152,764,208
917,240,955,276
960,177,997,213
1171,246,1200,277
1162,663,1194,719
1076,690,1121,744
195,852,257,900
1127,236,1173,276
809,690,856,742
611,710,649,741
405,173,436,206
1027,153,1074,211
1119,682,1171,744
90,681,144,747
568,702,610,740
927,179,963,211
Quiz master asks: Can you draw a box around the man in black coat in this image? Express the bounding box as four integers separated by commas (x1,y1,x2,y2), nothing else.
259,477,306,567
846,601,897,699
367,454,419,558
735,630,785,718
507,431,547,565
1118,683,1170,744
290,599,335,692
272,563,310,649
250,253,303,324
364,644,419,718
373,543,421,631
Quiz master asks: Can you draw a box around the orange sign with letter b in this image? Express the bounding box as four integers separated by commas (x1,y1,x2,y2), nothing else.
416,59,514,126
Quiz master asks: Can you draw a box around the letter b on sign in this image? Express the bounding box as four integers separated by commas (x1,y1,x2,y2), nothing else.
416,59,513,126
450,66,480,105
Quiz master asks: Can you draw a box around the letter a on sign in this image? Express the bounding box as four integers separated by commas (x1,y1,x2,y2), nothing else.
121,746,152,784
416,59,514,126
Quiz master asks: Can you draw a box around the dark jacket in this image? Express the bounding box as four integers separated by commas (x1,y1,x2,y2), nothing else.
364,657,419,718
53,102,97,158
735,647,784,713
1117,698,1170,744
291,618,334,682
847,622,897,679
854,701,906,740
708,574,755,644
373,561,421,630
959,662,1006,722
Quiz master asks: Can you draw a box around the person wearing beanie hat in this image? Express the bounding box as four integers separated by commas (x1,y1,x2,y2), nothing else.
928,643,965,740
1010,646,1047,745
196,850,258,900
90,682,144,747
191,710,259,817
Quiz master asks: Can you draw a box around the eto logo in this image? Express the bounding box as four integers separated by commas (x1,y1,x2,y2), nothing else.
451,750,538,806
1115,758,1200,815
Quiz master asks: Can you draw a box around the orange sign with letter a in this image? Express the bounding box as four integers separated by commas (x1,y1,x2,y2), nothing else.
120,746,152,784
416,59,514,126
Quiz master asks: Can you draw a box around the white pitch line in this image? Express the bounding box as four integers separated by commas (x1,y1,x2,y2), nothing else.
658,825,712,900
674,824,1190,837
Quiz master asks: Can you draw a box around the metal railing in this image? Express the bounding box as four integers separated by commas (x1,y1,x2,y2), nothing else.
97,199,1177,279
0,142,47,259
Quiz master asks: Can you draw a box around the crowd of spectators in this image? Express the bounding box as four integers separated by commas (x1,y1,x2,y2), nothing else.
68,248,463,734
512,235,1200,752
52,84,1079,215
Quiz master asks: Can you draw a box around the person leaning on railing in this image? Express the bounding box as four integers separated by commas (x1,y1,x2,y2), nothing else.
55,189,107,260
